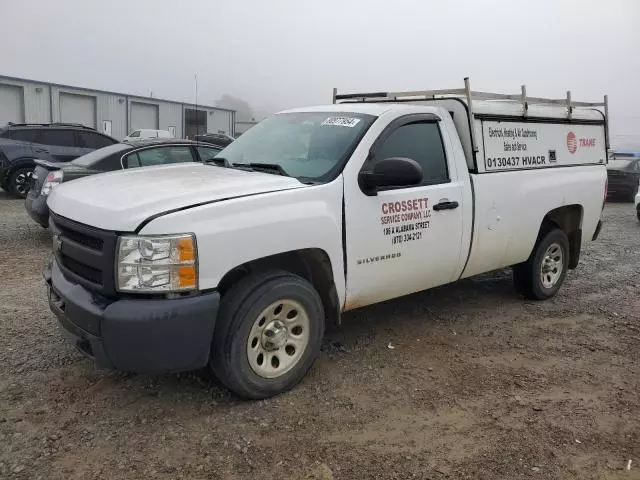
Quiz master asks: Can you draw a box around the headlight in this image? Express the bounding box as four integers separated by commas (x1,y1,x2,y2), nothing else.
41,170,63,196
116,234,197,293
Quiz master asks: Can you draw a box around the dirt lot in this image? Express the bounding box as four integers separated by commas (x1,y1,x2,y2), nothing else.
0,193,638,480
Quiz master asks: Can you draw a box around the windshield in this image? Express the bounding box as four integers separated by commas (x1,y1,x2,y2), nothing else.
72,143,130,167
216,112,376,181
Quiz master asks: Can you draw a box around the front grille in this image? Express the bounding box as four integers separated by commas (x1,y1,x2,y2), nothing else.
60,253,102,284
50,212,117,295
57,224,104,250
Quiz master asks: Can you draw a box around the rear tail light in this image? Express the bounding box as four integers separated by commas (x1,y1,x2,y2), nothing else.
41,170,64,196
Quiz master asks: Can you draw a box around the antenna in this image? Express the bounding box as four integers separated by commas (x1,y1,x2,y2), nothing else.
194,74,198,137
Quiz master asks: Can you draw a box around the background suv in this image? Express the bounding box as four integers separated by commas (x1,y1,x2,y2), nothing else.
193,133,235,148
0,122,118,197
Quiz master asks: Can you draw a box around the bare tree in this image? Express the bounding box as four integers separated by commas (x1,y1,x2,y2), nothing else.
216,95,255,123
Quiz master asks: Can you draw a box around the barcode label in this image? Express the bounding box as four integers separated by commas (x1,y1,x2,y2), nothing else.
321,117,361,128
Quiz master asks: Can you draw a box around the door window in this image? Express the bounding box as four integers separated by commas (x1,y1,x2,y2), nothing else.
374,122,449,186
124,146,195,168
128,130,140,138
77,131,116,149
7,129,38,142
37,129,77,147
196,146,222,162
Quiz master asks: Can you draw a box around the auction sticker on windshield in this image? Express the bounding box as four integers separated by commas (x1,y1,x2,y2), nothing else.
322,117,361,128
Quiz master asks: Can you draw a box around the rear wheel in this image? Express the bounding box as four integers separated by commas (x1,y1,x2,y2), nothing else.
513,228,569,300
8,167,33,198
210,270,325,399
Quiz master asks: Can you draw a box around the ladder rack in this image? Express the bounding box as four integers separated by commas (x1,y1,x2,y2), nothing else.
332,77,610,152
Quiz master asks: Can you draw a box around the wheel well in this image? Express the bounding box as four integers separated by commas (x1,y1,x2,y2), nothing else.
539,205,583,269
8,159,36,177
218,249,341,325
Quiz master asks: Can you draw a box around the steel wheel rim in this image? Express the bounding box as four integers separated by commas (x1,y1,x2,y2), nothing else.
247,299,310,379
15,171,32,195
540,242,563,289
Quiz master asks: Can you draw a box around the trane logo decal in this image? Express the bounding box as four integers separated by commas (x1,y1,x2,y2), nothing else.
567,132,577,154
567,131,596,154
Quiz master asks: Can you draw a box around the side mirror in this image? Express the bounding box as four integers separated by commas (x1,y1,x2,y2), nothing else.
358,157,423,195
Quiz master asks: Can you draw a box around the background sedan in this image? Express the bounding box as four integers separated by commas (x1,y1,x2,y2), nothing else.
25,139,222,227
606,157,640,202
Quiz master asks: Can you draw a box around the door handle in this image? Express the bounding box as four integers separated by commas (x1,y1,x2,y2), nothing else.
433,200,459,211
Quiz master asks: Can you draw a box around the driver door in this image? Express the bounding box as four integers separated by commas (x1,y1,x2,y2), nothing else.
343,115,466,309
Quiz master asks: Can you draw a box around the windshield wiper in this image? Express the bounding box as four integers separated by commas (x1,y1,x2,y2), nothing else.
208,159,315,184
234,162,289,177
203,157,231,168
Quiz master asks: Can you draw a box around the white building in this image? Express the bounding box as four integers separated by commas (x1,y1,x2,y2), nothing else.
0,75,235,140
235,120,259,136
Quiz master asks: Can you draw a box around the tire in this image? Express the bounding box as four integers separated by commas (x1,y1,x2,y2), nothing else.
210,270,325,399
512,228,570,301
8,167,33,198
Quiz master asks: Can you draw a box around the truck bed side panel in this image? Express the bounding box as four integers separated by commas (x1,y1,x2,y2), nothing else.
461,166,606,279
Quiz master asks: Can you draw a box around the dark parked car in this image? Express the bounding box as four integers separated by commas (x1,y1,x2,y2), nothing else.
193,132,235,148
0,122,118,197
606,158,640,202
26,139,222,227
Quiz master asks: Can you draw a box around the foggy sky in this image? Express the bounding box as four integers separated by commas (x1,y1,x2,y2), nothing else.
3,0,639,148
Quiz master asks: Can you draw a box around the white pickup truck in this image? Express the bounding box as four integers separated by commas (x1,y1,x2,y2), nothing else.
44,79,608,398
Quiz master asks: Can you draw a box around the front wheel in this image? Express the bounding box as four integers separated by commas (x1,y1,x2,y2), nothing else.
8,167,33,198
513,228,570,300
210,270,325,399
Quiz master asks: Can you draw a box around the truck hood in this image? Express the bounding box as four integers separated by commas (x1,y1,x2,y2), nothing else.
47,163,304,231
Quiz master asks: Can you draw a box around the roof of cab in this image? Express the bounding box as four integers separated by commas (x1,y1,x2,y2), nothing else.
279,103,395,116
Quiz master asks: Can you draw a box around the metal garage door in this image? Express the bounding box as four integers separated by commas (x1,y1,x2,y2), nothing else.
59,92,96,128
131,102,159,131
208,110,231,135
0,84,25,125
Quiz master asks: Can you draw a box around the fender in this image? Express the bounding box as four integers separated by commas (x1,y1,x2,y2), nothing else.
138,178,347,307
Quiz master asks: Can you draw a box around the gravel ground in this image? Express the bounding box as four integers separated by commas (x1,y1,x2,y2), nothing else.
0,191,639,480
